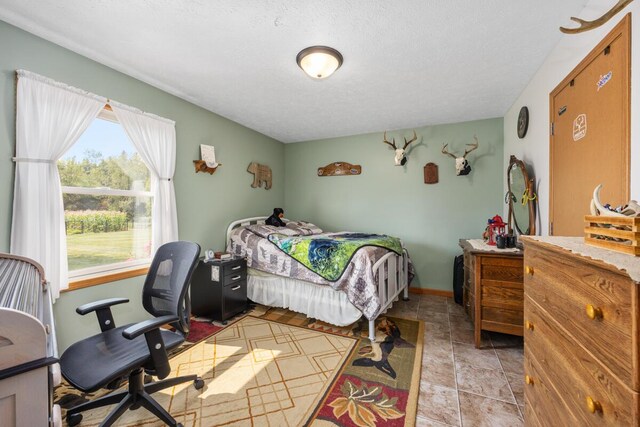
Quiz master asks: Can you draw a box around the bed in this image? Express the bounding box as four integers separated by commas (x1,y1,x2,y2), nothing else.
225,217,411,341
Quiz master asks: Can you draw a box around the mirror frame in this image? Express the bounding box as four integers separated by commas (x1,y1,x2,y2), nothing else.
507,155,536,235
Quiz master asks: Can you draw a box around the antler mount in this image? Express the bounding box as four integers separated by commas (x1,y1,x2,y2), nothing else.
560,0,632,34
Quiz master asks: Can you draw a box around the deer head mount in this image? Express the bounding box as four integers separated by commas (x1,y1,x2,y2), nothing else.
383,130,417,166
560,0,632,34
441,135,479,176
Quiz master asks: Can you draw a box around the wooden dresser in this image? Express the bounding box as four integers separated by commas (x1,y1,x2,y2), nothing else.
459,239,524,348
521,237,640,426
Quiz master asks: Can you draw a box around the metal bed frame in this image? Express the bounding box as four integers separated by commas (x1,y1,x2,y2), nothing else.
225,217,409,341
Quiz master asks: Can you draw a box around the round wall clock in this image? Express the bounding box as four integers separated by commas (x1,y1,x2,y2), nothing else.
517,106,529,139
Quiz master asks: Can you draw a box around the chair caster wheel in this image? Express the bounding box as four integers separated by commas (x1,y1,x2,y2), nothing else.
194,378,205,390
177,424,184,427
68,413,83,426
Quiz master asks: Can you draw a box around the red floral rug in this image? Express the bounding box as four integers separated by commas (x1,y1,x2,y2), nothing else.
307,316,423,426
185,318,223,343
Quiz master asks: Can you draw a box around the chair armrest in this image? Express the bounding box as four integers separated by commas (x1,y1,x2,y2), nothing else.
76,298,129,333
122,315,179,379
122,315,178,340
76,298,129,315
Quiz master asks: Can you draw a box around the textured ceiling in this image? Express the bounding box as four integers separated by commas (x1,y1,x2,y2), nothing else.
0,0,589,143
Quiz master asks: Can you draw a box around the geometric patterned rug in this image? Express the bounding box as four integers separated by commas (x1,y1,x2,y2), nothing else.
55,308,423,426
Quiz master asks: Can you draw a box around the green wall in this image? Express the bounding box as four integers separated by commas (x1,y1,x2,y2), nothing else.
284,118,504,291
0,18,505,352
0,20,285,351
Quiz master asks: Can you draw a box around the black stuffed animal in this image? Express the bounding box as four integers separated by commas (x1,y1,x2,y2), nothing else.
266,208,285,227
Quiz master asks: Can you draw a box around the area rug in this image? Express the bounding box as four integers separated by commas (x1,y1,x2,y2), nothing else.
255,306,424,426
55,313,423,426
185,318,224,343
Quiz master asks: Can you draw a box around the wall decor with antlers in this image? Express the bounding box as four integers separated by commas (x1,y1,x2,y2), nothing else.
441,135,479,176
560,0,632,34
383,130,417,166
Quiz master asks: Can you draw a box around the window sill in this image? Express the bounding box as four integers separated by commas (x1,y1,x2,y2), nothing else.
64,265,149,292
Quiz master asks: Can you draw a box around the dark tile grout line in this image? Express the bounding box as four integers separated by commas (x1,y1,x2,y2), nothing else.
493,338,524,420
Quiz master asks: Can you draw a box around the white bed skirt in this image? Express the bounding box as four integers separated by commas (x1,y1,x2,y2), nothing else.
247,268,363,326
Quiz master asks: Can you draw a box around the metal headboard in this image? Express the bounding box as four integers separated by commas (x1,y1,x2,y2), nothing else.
225,216,290,244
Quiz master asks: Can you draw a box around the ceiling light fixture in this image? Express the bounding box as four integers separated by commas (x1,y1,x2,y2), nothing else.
296,46,343,79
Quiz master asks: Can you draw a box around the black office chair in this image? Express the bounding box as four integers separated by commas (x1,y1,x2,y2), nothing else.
60,241,203,427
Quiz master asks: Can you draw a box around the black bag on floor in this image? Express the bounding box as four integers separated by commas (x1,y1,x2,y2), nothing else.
453,254,464,305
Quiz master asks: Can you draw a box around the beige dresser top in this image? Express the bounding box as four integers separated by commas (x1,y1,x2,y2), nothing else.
521,236,640,283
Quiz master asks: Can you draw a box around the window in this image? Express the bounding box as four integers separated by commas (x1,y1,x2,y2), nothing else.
59,108,152,279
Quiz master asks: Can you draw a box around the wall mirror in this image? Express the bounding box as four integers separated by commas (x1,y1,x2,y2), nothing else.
507,155,536,235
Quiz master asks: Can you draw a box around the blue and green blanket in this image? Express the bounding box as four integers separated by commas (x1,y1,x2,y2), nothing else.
267,232,403,281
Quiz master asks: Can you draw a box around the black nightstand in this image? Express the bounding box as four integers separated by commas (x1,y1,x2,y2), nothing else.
190,257,247,324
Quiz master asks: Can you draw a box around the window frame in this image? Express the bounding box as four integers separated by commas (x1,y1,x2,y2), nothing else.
61,107,153,288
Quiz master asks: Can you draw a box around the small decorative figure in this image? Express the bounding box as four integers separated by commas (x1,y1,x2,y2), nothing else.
247,162,272,189
484,215,506,246
266,208,285,227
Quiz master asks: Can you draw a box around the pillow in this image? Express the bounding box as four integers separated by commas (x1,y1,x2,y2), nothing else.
244,221,323,239
285,221,323,235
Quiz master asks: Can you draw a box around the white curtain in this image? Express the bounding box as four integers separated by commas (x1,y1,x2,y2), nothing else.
112,105,178,254
11,70,106,299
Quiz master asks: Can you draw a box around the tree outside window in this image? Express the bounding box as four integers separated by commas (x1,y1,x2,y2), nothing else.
58,110,152,275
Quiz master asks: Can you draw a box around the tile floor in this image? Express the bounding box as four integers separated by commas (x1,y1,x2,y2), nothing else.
386,294,525,427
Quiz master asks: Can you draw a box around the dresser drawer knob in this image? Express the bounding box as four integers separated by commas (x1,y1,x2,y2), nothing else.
586,304,603,320
525,375,534,386
525,320,534,331
525,266,534,276
586,396,602,414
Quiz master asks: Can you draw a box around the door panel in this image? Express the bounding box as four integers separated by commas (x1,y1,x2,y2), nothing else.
550,15,630,236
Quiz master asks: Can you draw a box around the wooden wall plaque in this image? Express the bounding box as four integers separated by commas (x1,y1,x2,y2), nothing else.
424,163,438,184
317,162,362,177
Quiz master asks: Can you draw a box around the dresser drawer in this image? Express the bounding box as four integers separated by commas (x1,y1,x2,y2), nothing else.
524,346,581,427
524,246,637,390
223,270,246,287
222,280,247,319
481,284,523,309
525,296,639,426
223,258,246,276
480,256,523,283
481,306,523,328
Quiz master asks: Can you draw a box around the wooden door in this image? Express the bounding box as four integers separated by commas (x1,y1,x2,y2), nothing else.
549,15,630,236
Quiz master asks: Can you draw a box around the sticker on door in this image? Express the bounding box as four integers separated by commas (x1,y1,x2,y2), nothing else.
597,71,612,91
573,114,587,141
